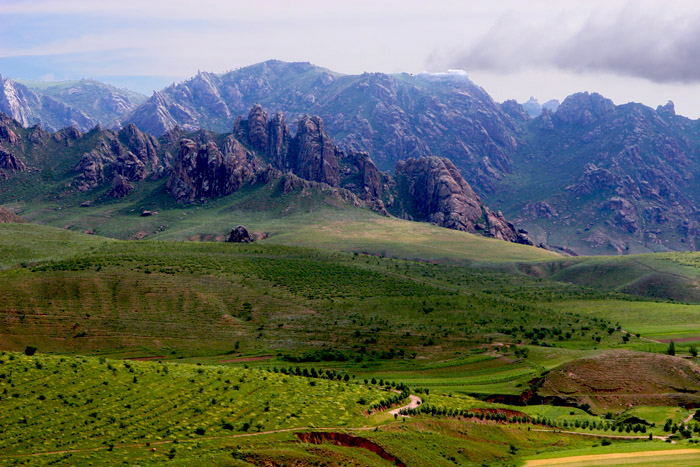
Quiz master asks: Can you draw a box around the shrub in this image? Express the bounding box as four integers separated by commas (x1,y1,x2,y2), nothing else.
24,346,37,356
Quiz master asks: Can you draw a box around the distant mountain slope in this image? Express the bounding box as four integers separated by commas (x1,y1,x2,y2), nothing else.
16,78,146,128
504,93,700,254
0,75,145,131
125,60,521,193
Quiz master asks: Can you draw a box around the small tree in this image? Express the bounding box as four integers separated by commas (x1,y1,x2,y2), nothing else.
691,345,698,358
668,341,676,356
24,346,37,356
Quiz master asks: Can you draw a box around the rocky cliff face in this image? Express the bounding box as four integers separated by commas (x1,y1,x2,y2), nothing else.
0,105,540,248
394,157,532,244
167,136,259,202
165,106,529,245
286,116,340,187
73,124,164,195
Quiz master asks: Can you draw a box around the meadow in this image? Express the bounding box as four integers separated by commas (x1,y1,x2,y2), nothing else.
3,207,700,464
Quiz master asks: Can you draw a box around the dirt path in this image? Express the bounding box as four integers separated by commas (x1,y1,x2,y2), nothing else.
389,394,422,416
219,355,274,363
684,411,696,424
524,448,700,466
620,328,661,344
532,428,668,441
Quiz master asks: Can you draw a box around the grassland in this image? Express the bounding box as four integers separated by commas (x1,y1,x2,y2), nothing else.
4,203,700,464
0,352,660,467
5,176,560,263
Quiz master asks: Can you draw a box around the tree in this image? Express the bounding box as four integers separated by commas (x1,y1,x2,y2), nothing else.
691,345,698,358
667,341,676,356
24,346,37,356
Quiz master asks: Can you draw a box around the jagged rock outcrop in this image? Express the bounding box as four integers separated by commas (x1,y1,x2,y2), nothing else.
226,225,254,243
167,136,259,202
75,144,113,191
285,116,340,186
0,148,26,174
118,123,161,174
267,111,290,168
553,92,616,126
340,151,386,200
394,157,532,244
520,96,560,117
234,104,268,153
114,150,147,182
235,106,342,187
53,126,82,144
69,125,166,195
0,116,19,146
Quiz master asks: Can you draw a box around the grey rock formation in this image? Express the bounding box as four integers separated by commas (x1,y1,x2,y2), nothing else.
394,157,532,244
226,225,254,243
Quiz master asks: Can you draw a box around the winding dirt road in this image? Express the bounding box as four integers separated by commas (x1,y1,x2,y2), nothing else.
389,394,422,416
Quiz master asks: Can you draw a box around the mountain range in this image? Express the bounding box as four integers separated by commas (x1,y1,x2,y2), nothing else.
2,60,700,254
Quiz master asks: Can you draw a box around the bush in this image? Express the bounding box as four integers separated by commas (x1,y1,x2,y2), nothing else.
601,439,611,446
24,346,37,356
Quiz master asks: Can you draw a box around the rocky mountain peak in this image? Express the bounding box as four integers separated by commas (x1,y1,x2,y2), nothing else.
555,92,616,126
657,100,675,116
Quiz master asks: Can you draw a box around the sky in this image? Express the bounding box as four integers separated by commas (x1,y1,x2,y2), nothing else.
3,0,700,117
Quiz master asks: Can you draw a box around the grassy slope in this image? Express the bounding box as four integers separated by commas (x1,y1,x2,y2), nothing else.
0,223,109,270
6,176,559,263
0,352,627,467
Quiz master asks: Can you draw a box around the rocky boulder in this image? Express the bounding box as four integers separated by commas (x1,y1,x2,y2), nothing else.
226,225,254,243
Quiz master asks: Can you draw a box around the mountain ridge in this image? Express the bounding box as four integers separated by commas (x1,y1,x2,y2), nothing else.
0,103,532,246
5,60,700,254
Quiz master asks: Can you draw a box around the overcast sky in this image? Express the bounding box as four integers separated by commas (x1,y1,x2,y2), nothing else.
3,0,700,117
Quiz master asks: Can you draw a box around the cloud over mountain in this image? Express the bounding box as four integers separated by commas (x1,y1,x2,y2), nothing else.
437,4,700,84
